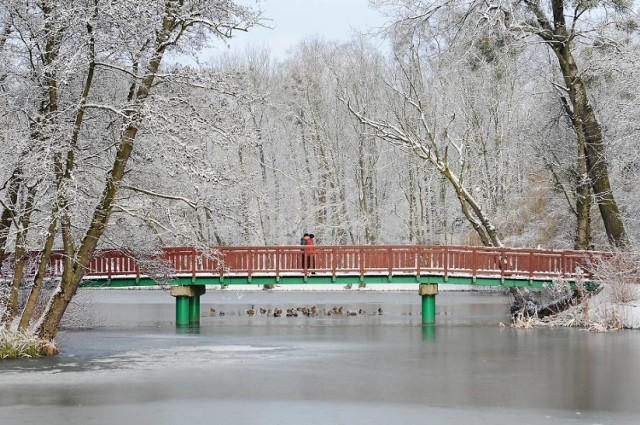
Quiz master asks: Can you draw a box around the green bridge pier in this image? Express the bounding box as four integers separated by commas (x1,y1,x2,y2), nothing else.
170,285,206,327
420,284,438,325
169,282,440,327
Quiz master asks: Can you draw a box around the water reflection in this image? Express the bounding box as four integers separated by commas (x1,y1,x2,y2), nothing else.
175,325,201,335
422,324,436,342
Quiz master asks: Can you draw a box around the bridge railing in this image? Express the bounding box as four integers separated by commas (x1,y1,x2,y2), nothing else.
76,245,601,281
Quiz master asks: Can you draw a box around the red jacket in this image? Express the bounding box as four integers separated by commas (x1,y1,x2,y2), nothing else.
303,236,315,254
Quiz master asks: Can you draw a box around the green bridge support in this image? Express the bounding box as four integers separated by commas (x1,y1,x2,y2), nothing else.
419,284,438,325
189,295,201,324
170,286,206,327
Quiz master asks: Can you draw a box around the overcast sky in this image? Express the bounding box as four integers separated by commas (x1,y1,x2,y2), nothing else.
220,0,388,59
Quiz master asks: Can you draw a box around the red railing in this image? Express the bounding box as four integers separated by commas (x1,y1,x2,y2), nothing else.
68,245,602,281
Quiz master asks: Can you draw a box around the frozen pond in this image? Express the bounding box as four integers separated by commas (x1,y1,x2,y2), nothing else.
1,289,639,424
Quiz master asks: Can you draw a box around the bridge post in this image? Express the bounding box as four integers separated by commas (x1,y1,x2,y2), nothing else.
189,295,201,325
419,284,438,325
170,286,206,327
175,296,190,326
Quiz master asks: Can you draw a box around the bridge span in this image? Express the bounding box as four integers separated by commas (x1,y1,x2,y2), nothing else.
67,245,599,326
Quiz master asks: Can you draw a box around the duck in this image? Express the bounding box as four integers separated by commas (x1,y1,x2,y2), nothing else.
247,305,255,316
377,307,383,315
330,306,345,315
209,308,217,316
259,307,267,316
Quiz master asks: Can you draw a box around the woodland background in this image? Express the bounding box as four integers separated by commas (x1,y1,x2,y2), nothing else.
0,0,639,338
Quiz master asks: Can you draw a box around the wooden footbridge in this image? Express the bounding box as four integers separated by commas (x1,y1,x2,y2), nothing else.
70,245,599,326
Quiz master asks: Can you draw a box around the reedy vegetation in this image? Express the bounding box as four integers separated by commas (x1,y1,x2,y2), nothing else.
0,0,639,348
0,329,40,359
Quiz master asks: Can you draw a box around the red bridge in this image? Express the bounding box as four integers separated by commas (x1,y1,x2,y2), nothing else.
65,245,601,327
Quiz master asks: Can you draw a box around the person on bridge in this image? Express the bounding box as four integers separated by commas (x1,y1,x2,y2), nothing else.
300,233,309,268
306,233,316,271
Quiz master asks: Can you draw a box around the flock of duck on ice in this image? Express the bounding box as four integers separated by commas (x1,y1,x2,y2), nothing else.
209,305,385,318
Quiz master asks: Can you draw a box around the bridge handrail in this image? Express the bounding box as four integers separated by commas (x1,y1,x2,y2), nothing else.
65,245,604,281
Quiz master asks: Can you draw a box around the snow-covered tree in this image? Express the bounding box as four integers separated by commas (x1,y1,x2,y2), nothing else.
0,0,259,341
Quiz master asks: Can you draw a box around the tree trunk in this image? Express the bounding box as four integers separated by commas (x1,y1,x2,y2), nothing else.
37,5,176,341
571,102,591,250
18,211,58,331
557,90,592,250
0,167,22,274
571,72,628,248
582,106,629,248
548,5,629,249
1,186,36,328
37,125,138,341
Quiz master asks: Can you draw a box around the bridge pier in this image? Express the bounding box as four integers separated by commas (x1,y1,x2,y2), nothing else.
419,284,438,325
170,286,206,327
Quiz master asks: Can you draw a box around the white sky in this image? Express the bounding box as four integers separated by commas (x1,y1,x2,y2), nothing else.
219,0,388,59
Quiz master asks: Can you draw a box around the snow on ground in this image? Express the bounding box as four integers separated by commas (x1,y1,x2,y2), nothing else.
583,285,640,329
